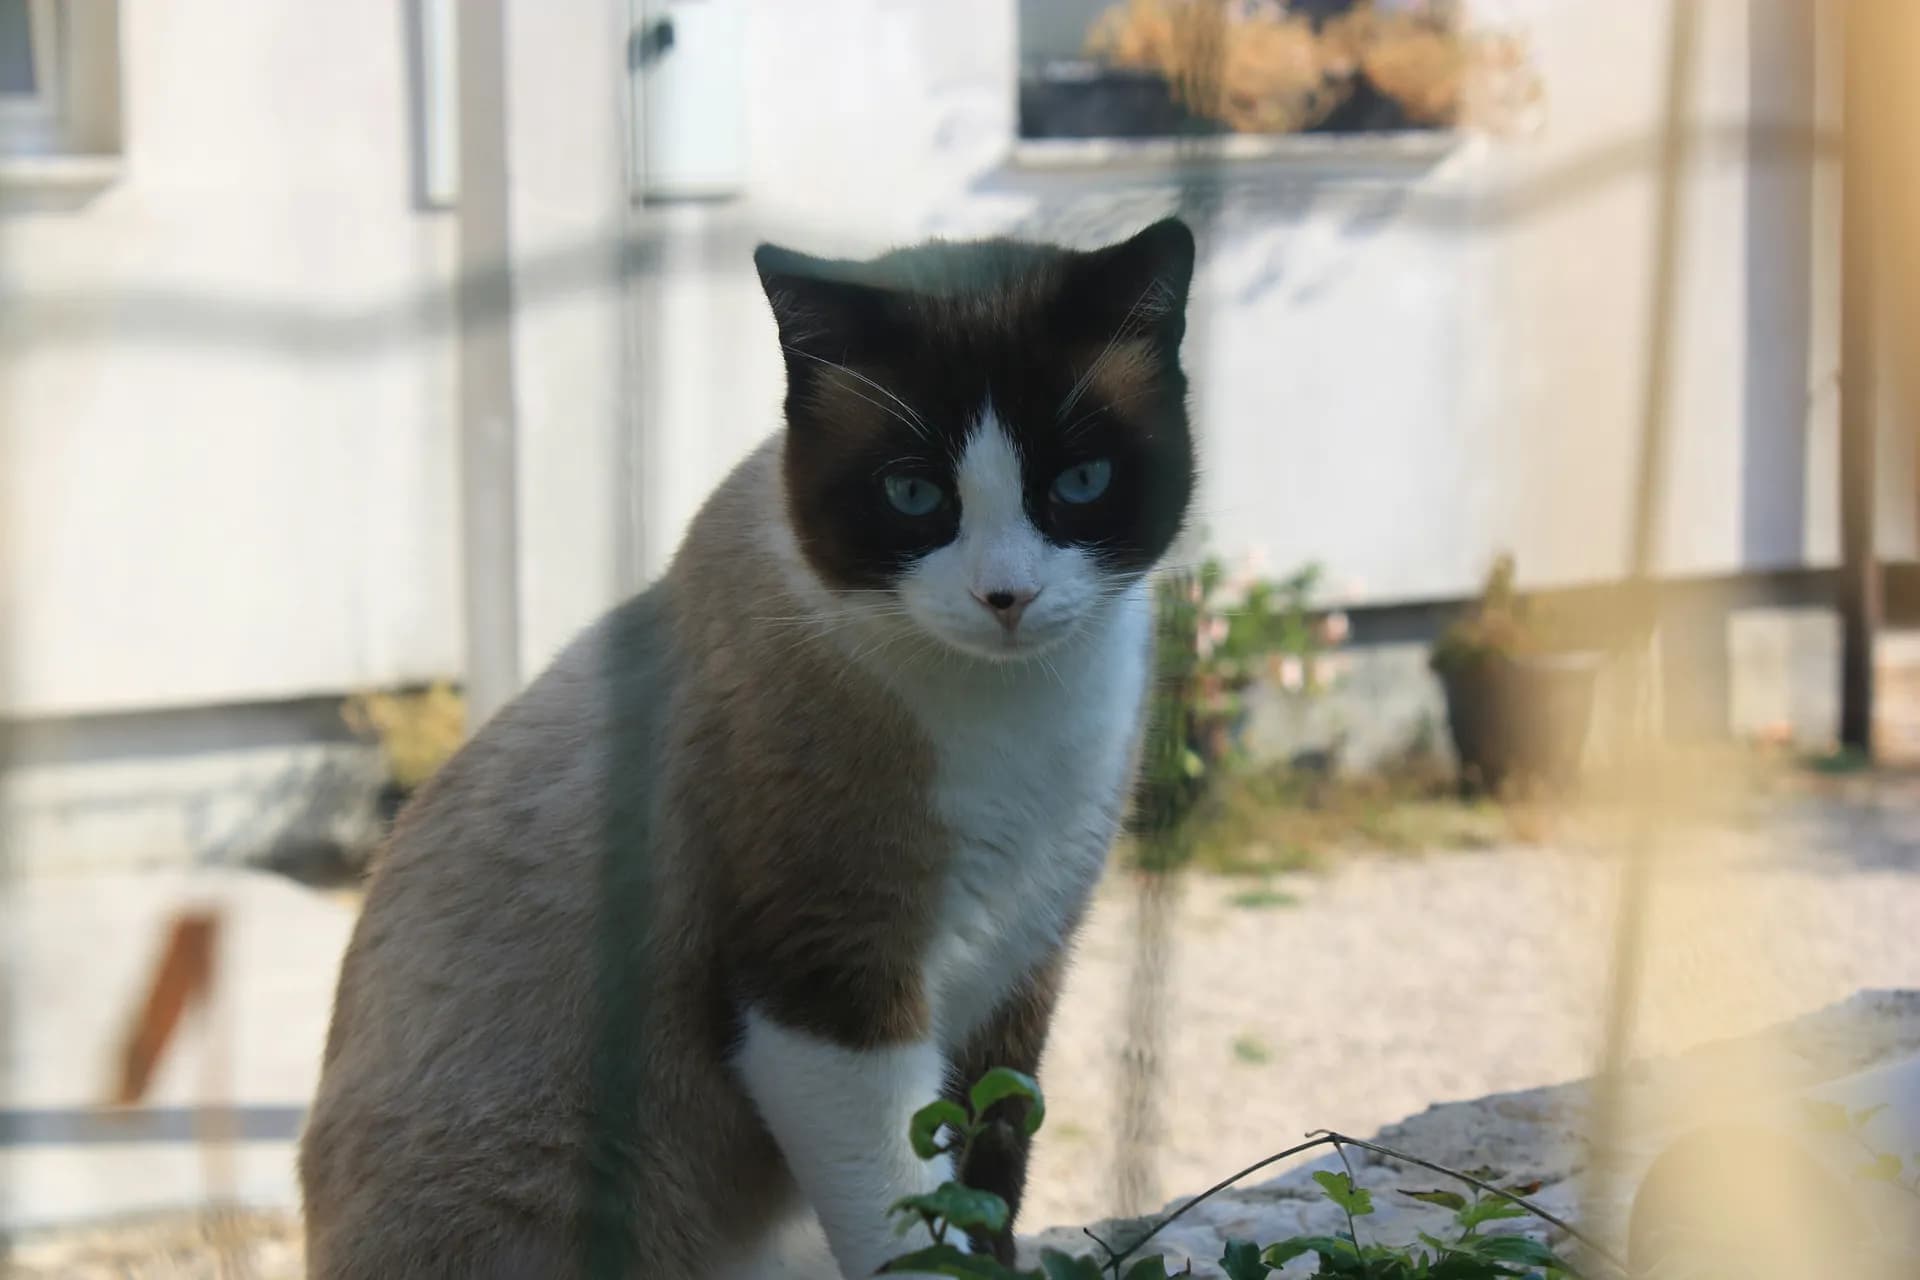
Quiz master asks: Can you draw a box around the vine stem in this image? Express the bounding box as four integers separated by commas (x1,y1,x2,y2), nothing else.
1086,1130,1630,1278
1330,1141,1367,1252
1092,1134,1339,1273
1310,1132,1627,1273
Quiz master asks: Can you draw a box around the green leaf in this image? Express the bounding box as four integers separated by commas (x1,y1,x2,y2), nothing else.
909,1100,969,1159
1401,1189,1469,1212
1219,1238,1271,1280
1455,1197,1529,1231
1798,1099,1851,1133
889,1184,1010,1235
1854,1152,1904,1183
1037,1250,1106,1280
1311,1170,1376,1217
879,1243,1028,1278
1850,1103,1889,1129
1463,1235,1562,1269
1259,1238,1317,1267
1263,1235,1361,1267
1426,1256,1523,1279
968,1068,1046,1135
1121,1256,1171,1280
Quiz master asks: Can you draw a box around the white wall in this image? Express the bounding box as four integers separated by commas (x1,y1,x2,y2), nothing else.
1,0,462,720
613,0,1866,651
3,0,1864,707
0,0,1880,867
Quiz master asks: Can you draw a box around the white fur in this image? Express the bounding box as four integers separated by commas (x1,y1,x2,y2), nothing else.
751,413,1155,1267
735,1013,963,1279
886,410,1152,1045
895,406,1114,662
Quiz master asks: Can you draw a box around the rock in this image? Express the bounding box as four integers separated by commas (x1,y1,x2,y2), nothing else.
1022,989,1920,1278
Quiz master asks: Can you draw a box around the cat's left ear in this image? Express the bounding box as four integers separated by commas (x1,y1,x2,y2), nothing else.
754,243,892,367
1065,217,1196,351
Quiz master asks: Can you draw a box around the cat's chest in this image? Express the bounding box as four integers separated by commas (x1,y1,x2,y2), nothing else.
903,607,1151,1046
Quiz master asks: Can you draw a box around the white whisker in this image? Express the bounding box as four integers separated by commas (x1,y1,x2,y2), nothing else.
782,345,933,442
1055,276,1172,425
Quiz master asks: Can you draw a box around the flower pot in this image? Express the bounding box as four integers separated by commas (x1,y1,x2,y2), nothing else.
1437,652,1598,794
1018,63,1219,140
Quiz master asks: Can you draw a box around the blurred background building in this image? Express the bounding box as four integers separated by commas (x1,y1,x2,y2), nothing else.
0,0,1898,875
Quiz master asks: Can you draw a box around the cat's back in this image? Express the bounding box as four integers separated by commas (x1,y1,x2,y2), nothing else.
300,584,692,1273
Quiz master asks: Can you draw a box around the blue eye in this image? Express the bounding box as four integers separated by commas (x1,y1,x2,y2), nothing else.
1051,458,1112,505
883,473,945,516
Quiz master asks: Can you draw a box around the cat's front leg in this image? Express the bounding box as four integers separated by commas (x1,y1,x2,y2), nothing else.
735,1010,965,1279
946,960,1063,1264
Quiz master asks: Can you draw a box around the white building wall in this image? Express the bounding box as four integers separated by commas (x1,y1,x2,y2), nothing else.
0,0,1870,870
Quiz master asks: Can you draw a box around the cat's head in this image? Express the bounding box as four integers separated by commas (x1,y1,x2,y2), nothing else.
756,218,1196,662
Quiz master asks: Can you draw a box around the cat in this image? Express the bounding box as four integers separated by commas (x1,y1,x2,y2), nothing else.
298,216,1197,1280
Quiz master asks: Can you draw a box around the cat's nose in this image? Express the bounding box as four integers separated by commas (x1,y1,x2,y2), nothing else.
973,587,1038,630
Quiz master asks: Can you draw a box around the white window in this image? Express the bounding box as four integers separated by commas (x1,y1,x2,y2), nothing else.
0,0,121,165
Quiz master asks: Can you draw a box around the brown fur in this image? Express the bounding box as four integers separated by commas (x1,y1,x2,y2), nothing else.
299,444,1071,1278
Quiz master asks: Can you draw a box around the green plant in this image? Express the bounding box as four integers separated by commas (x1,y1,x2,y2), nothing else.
1137,553,1344,849
1429,555,1577,678
885,1075,1619,1280
1215,1171,1584,1279
1430,556,1523,676
881,1068,1108,1279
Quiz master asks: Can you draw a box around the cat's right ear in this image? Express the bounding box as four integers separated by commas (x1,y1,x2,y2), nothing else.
754,244,890,367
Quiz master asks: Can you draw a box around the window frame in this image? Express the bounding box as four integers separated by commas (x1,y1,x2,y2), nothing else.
0,0,122,182
0,0,65,155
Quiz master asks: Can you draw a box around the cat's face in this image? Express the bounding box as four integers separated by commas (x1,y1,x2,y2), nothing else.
757,219,1196,662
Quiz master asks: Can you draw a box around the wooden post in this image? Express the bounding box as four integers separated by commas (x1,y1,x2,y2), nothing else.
457,0,523,728
1838,0,1881,755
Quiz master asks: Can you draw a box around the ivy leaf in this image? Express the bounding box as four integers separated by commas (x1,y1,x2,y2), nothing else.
1312,1170,1376,1217
1037,1250,1106,1280
879,1243,1026,1278
1121,1256,1172,1280
1219,1238,1271,1280
909,1100,970,1159
1401,1188,1469,1212
1798,1099,1851,1133
968,1068,1046,1135
889,1184,1010,1235
1455,1196,1529,1231
1854,1152,1904,1183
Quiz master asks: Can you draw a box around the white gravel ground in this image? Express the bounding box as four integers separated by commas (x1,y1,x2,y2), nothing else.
9,792,1919,1276
1023,807,1920,1231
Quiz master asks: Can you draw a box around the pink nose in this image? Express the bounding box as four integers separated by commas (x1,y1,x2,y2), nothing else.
973,587,1038,630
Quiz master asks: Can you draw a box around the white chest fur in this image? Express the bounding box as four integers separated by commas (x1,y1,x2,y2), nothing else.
892,587,1153,1048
